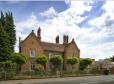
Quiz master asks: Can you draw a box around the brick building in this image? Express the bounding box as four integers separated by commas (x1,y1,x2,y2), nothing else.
19,27,80,72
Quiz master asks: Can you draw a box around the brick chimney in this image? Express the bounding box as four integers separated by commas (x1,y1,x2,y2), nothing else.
56,35,59,43
37,27,41,41
66,35,69,43
63,35,67,45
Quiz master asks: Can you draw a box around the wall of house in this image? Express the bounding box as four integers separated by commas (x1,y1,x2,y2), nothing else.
21,34,44,72
43,50,64,71
64,42,80,71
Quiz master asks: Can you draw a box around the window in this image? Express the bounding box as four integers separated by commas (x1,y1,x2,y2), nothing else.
31,62,35,71
48,53,52,59
30,49,36,57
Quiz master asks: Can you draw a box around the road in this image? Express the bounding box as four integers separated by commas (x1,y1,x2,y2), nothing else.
1,75,114,84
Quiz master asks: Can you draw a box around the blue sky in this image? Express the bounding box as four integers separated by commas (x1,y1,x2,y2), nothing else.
0,1,68,21
0,0,114,60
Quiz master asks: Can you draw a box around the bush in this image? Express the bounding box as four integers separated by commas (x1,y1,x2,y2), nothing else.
104,69,109,75
0,61,16,80
67,56,78,73
67,56,78,65
36,54,48,66
11,53,27,73
49,55,63,74
34,64,45,76
80,58,93,70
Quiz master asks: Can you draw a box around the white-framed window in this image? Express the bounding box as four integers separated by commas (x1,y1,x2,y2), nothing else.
48,52,52,59
30,62,35,71
30,49,36,57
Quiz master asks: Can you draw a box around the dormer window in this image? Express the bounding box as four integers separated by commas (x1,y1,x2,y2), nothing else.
30,49,36,57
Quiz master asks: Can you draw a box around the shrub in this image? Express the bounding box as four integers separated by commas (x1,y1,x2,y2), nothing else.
49,55,63,75
34,64,45,76
67,56,78,73
80,58,93,70
11,53,27,73
104,69,109,75
36,54,48,66
67,56,78,65
0,61,16,80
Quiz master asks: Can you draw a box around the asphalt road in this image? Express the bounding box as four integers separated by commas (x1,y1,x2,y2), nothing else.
1,75,114,84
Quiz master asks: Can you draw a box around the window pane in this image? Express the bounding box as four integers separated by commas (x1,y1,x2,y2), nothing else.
31,63,35,70
30,50,36,57
48,53,52,59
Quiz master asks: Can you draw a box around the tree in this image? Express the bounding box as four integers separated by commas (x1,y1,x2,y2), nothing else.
4,12,16,52
11,53,27,72
49,55,63,74
0,23,11,62
36,54,48,69
0,12,5,27
110,55,114,62
0,12,15,62
80,58,93,70
67,56,78,72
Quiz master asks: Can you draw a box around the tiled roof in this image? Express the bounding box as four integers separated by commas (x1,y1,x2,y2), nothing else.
42,42,65,52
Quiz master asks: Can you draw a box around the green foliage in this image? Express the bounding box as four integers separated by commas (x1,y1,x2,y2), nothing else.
0,24,11,62
50,55,63,66
104,69,109,75
110,55,114,62
4,12,16,52
0,61,16,80
67,56,78,65
0,11,16,62
11,53,27,72
80,58,93,70
36,54,48,65
50,55,63,74
67,56,78,73
34,64,45,76
11,53,27,65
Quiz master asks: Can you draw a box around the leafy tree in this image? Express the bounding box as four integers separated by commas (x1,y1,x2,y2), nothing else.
110,55,114,62
0,12,15,62
11,53,27,72
36,54,48,69
67,56,78,72
0,23,11,62
80,58,93,70
0,12,5,27
4,12,16,52
50,55,63,74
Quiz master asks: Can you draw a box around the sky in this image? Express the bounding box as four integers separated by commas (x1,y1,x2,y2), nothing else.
0,0,114,60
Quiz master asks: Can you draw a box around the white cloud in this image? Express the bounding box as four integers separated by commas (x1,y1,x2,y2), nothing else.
81,42,114,60
15,0,114,60
40,7,58,18
15,13,40,52
16,13,39,32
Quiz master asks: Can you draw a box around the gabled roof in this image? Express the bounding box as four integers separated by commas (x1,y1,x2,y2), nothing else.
20,30,42,45
67,39,80,51
20,30,80,53
42,42,65,52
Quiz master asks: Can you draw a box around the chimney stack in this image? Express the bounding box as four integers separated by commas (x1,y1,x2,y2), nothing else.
63,35,69,45
56,35,59,43
66,35,69,43
37,27,41,41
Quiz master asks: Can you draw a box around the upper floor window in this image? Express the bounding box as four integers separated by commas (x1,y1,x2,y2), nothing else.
30,49,36,57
